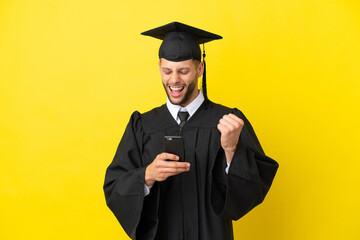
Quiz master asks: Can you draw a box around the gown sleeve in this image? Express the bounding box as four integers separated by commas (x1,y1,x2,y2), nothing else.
211,108,279,220
103,111,146,239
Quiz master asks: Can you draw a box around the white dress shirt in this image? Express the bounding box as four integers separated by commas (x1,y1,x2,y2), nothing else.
166,89,205,124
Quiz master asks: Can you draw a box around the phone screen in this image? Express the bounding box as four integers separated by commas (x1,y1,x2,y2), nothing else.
163,136,185,161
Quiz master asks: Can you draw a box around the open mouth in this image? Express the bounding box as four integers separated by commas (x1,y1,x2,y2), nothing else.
169,86,185,97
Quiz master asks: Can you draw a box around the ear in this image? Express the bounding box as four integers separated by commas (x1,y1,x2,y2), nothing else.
197,61,204,78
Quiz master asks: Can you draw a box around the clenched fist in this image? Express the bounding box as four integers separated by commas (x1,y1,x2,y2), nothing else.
217,113,244,164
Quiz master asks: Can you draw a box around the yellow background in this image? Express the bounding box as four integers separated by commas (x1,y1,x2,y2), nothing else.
1,0,359,239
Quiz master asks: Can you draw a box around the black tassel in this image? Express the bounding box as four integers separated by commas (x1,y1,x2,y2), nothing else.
202,43,207,99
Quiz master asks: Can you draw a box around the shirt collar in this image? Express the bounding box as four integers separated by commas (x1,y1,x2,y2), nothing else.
166,90,205,123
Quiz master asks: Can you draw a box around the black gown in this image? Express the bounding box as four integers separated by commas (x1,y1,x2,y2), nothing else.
103,99,279,240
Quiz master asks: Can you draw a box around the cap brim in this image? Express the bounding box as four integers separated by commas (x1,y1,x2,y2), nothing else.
141,22,222,44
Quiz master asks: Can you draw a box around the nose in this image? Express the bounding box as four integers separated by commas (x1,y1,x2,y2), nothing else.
169,72,180,84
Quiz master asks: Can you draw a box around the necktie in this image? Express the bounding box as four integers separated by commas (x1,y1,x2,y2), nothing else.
178,111,189,128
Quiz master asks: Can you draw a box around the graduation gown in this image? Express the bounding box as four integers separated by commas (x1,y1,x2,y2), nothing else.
103,100,279,240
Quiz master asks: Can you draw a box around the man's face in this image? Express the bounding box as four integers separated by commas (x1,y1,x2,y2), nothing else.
159,58,203,107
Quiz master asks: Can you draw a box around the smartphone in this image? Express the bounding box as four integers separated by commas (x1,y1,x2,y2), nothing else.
163,136,185,161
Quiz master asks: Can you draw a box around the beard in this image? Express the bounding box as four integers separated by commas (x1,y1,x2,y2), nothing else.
163,79,197,106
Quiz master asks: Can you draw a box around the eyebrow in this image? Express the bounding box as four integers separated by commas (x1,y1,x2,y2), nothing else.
178,67,190,71
162,67,191,71
162,68,172,73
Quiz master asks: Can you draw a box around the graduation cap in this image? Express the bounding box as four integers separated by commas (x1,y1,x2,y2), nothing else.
141,22,222,99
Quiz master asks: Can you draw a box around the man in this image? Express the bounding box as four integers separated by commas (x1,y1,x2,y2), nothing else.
104,22,279,240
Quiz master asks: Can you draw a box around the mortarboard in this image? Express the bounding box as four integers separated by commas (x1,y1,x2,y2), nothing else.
141,22,222,99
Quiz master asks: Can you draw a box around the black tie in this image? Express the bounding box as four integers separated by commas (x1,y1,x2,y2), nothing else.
178,111,189,128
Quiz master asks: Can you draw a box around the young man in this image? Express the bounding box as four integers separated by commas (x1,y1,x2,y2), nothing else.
104,22,279,240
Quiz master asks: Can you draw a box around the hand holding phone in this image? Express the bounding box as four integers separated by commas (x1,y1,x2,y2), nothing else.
144,152,190,187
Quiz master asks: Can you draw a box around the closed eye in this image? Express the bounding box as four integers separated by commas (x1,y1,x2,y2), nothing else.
179,68,190,75
162,68,172,75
